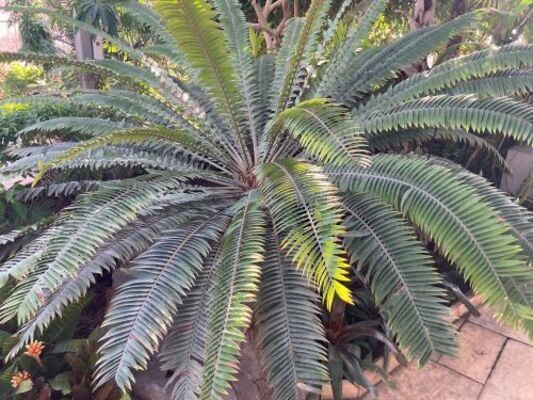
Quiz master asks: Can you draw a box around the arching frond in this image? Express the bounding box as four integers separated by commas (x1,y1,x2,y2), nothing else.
122,0,176,46
317,0,389,96
95,211,230,392
200,192,266,400
367,129,508,168
331,155,533,331
446,70,533,97
268,98,370,166
8,212,198,359
361,95,533,145
268,19,303,115
258,159,352,309
256,54,275,133
155,0,250,164
15,180,103,203
0,176,182,326
33,126,231,183
159,245,223,400
343,193,456,363
329,12,478,105
255,230,329,400
214,0,262,160
17,117,123,139
274,0,331,112
361,44,533,113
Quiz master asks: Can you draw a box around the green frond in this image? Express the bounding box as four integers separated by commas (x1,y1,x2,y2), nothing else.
330,155,533,331
367,129,508,168
268,19,303,116
1,176,182,327
8,212,197,359
15,180,103,203
95,212,230,392
258,159,352,309
256,54,275,133
427,159,533,261
155,0,250,162
200,192,266,400
361,44,533,113
274,0,331,112
159,245,222,400
255,230,329,399
17,117,123,139
269,98,370,166
122,0,176,46
74,90,179,124
330,12,478,105
343,192,456,363
214,0,262,158
33,126,229,183
0,227,59,324
317,0,389,96
0,231,53,288
361,95,533,145
446,70,533,97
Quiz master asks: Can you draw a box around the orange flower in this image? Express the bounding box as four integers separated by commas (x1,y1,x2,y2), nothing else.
10,371,31,388
23,340,45,366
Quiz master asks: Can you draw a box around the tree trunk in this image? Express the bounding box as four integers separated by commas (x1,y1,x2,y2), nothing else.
443,0,466,60
230,329,308,400
74,29,103,89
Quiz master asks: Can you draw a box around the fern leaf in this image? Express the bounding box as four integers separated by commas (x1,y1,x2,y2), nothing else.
361,95,533,145
343,192,456,363
361,44,533,113
268,98,370,166
95,212,230,391
255,230,329,399
200,192,266,399
331,155,533,331
258,159,352,309
331,12,478,105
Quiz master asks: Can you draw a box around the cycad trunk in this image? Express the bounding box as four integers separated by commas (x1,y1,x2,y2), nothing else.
230,329,308,400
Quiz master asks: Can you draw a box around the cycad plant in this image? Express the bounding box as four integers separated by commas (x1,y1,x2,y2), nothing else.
1,0,533,399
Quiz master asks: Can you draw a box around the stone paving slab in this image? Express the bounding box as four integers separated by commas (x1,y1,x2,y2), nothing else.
437,321,507,383
354,307,533,399
479,340,533,400
469,306,532,346
361,362,483,400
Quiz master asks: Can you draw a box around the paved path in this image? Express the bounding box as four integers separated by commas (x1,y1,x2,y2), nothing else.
359,306,533,400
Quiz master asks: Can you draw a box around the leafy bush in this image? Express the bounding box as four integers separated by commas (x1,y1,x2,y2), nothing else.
0,1,532,399
0,62,44,98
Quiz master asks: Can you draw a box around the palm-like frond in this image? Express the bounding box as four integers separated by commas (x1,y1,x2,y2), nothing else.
268,99,370,166
274,0,331,112
328,12,479,105
1,0,532,398
361,44,533,113
155,0,250,164
255,230,329,399
159,246,222,400
343,193,455,363
331,155,533,329
361,95,533,145
258,159,352,309
200,192,266,399
95,211,230,391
